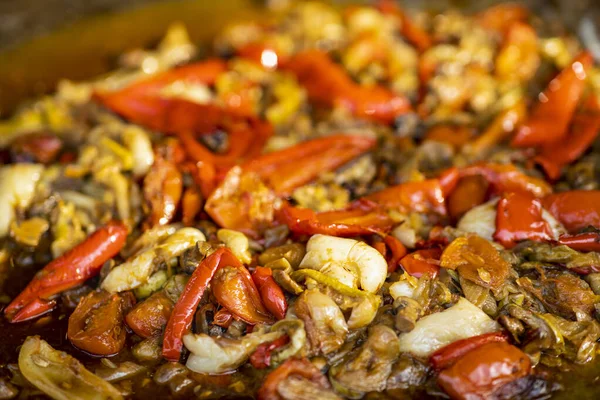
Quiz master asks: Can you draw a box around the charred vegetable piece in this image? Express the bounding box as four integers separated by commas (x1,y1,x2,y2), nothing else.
5,221,128,322
437,342,531,400
68,290,135,356
125,291,174,338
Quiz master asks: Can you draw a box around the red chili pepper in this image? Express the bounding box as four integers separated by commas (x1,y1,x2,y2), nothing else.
377,0,433,52
276,200,393,237
542,190,600,233
242,134,376,196
5,221,128,323
257,358,332,400
250,335,290,369
252,267,288,320
163,247,260,361
557,232,600,252
459,163,552,198
534,96,600,180
400,248,441,278
429,332,510,371
494,192,554,248
437,341,531,400
284,50,411,124
511,52,593,148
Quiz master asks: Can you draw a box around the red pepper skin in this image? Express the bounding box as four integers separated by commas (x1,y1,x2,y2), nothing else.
257,358,332,400
558,232,600,252
400,248,441,278
535,96,600,180
377,0,432,52
8,298,56,323
5,221,128,323
430,332,510,371
448,176,489,222
476,3,529,36
494,192,554,248
460,163,552,198
276,200,393,237
437,342,531,400
162,247,244,361
542,191,600,233
511,52,593,148
250,335,290,369
252,267,288,320
285,50,411,124
242,134,376,196
383,235,408,273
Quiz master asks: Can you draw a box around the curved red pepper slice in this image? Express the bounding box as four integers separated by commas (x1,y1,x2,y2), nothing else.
242,134,376,196
5,221,128,323
252,267,288,320
511,52,593,148
163,247,253,361
534,96,600,180
459,163,552,198
400,248,441,278
494,192,553,248
277,200,393,237
542,190,600,233
558,232,600,252
257,358,332,400
285,50,411,124
430,331,510,371
377,0,432,52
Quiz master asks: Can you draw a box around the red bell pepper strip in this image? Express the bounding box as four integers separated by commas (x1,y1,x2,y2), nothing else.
511,52,593,148
534,96,600,180
476,3,529,36
364,168,459,216
558,232,600,252
250,335,290,369
5,221,128,323
377,0,432,52
460,163,552,198
284,50,411,124
276,199,394,237
163,247,254,361
437,341,531,400
494,192,554,248
542,190,600,232
257,358,332,400
242,134,376,196
430,332,510,371
252,267,288,320
400,248,441,278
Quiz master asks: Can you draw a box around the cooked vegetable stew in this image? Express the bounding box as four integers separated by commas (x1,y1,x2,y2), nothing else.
2,1,600,399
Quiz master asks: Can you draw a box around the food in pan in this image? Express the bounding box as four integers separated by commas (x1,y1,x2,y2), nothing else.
1,1,600,399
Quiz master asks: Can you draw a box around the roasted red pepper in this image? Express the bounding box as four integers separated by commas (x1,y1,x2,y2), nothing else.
534,96,600,180
447,176,489,222
257,358,332,400
252,267,288,320
430,332,509,371
558,232,600,252
250,335,290,369
285,50,411,124
494,192,554,248
163,247,263,361
277,200,393,237
383,235,408,273
365,168,459,216
511,52,593,148
243,134,376,196
400,248,441,278
476,3,529,36
437,341,531,400
460,163,551,198
542,190,600,233
5,221,128,323
68,290,135,356
377,0,432,52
